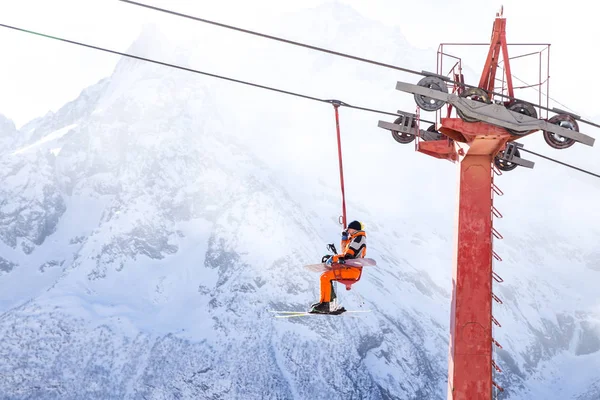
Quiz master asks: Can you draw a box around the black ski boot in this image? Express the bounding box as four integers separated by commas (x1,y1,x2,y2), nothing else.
309,302,330,314
329,306,346,315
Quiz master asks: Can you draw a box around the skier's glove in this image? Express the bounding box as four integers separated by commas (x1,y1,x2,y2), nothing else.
330,255,345,265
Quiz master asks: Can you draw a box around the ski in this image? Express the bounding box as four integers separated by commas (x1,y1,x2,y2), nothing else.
269,309,371,318
274,313,314,318
268,311,311,314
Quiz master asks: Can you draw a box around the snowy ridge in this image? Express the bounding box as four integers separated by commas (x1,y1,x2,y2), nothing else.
0,113,18,153
12,123,77,155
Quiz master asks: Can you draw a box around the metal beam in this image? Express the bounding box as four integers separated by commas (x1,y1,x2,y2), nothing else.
396,81,595,146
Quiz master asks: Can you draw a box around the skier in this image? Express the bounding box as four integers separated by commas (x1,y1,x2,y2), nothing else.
310,220,367,314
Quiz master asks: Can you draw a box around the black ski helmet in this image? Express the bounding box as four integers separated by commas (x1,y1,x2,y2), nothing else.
347,220,364,231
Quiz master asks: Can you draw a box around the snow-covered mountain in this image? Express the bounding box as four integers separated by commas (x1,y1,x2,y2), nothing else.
1,3,600,399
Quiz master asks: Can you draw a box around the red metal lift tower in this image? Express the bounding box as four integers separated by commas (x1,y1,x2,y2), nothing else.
378,7,594,400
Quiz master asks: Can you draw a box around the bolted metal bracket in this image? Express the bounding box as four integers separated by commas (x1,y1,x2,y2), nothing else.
395,81,595,146
377,110,417,135
498,142,534,168
378,119,414,135
377,110,441,140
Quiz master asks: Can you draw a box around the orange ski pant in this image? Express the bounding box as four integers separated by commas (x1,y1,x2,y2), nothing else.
319,266,362,302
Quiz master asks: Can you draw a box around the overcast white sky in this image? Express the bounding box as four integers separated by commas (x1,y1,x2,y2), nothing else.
0,0,598,128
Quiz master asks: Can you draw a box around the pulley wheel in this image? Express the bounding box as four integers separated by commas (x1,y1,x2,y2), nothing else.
391,116,416,144
506,101,538,135
424,124,442,141
456,87,491,122
494,148,520,172
543,114,578,149
414,76,448,112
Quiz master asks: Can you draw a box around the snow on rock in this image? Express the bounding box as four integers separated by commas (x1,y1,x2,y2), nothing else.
0,151,65,254
0,113,17,148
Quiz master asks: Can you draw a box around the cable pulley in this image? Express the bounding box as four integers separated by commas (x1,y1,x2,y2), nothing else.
414,76,448,111
506,101,538,135
543,114,579,149
456,88,492,122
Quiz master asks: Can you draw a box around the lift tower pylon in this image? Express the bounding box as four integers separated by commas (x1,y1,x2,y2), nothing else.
443,13,512,400
379,6,594,400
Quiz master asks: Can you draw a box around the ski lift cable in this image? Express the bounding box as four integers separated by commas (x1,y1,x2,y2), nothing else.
118,0,600,130
2,22,600,181
0,23,426,122
518,148,600,179
118,0,423,76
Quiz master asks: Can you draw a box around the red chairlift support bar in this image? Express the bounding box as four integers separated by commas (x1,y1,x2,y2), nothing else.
332,102,348,228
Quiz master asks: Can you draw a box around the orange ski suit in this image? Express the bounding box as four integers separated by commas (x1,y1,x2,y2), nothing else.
319,230,367,303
